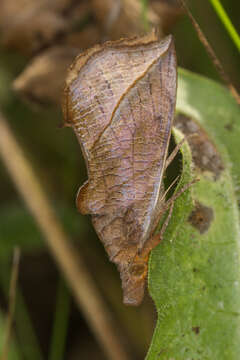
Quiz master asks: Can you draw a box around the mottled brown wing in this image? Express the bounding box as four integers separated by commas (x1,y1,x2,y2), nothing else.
63,32,174,154
62,33,177,305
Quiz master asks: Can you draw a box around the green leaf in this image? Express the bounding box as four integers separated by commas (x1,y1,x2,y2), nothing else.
177,68,240,183
147,69,240,359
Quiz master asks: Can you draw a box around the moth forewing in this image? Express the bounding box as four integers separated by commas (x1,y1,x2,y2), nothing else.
62,32,177,306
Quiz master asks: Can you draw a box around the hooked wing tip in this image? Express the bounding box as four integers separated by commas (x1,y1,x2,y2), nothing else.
121,262,148,306
123,284,145,306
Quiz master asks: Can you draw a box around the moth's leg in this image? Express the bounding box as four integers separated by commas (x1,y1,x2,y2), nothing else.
165,137,186,170
165,133,198,170
158,175,179,204
145,176,179,240
139,202,175,259
126,202,174,305
138,179,198,259
158,201,175,239
130,178,198,306
146,177,198,253
161,178,198,215
76,180,90,214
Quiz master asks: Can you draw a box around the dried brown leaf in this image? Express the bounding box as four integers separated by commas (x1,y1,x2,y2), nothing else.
151,0,183,32
0,5,68,55
63,25,100,50
0,0,91,55
91,0,162,39
13,46,78,105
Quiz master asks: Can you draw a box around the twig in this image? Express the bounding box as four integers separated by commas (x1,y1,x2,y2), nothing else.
1,248,20,360
0,112,130,360
178,0,240,105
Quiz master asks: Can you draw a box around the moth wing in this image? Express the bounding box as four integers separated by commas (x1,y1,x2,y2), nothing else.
63,34,174,154
84,36,177,250
66,35,177,305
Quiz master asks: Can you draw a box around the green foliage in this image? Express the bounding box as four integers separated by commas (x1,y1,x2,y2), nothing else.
147,69,240,359
209,0,240,51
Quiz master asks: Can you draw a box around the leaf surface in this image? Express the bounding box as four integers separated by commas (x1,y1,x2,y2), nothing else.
147,69,240,360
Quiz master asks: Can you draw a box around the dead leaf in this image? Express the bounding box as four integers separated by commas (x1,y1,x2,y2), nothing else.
63,25,100,50
0,0,68,55
0,0,91,55
62,32,177,305
151,0,183,32
91,0,162,39
91,0,182,39
13,46,78,105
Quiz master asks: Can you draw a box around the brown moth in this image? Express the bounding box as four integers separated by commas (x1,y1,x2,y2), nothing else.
62,31,177,305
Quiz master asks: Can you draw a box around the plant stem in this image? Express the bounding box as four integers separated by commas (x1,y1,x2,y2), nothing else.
1,248,20,360
209,0,240,52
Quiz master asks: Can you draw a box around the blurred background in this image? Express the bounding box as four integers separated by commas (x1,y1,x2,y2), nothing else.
0,1,239,359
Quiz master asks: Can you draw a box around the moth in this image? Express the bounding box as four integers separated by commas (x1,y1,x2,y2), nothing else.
62,31,180,305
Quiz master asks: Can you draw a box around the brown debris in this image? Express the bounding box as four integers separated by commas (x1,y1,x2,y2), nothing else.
224,121,235,132
91,0,182,39
1,0,184,106
13,46,79,105
192,326,200,335
188,201,214,234
174,113,224,179
91,0,160,39
0,0,69,55
0,0,93,55
63,25,100,50
151,0,183,33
